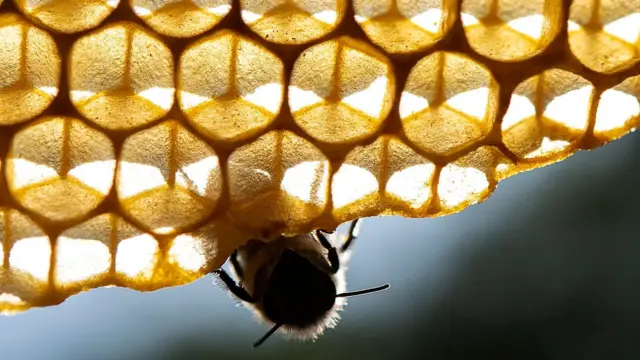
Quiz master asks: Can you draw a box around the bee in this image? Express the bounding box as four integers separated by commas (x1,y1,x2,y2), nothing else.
214,219,390,348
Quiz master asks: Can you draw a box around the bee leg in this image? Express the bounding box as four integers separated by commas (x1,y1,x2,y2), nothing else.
315,230,340,274
213,269,256,303
230,249,244,278
340,219,360,253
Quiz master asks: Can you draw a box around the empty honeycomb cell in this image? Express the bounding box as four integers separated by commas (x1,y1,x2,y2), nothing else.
165,216,245,276
400,51,498,156
14,0,120,34
331,137,384,221
289,37,395,144
461,0,563,61
594,74,640,142
227,130,330,233
437,146,506,213
6,116,116,222
114,215,160,288
178,30,284,143
502,68,595,161
240,0,346,45
384,137,437,213
117,120,223,235
130,0,232,38
54,215,114,292
353,0,458,54
0,208,51,314
0,13,61,126
568,0,640,74
69,22,175,131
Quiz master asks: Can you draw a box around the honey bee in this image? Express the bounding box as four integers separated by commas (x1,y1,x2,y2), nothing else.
214,219,389,347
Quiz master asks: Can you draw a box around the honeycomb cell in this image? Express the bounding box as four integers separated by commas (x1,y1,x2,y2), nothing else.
117,120,223,235
0,208,51,314
289,37,395,144
568,0,640,74
240,0,346,45
130,0,232,38
227,130,330,232
461,0,563,61
502,68,595,160
594,74,640,142
178,30,284,143
400,51,498,156
54,214,114,292
0,14,61,126
384,137,437,213
332,135,438,221
331,138,382,221
114,215,160,288
165,216,246,276
354,0,458,54
6,116,116,222
69,22,175,131
14,0,120,34
437,146,506,213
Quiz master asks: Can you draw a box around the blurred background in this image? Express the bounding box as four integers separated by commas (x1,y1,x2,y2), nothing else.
1,132,639,360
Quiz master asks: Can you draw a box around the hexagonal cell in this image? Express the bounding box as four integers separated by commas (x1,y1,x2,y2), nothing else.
594,74,640,142
14,0,120,34
0,14,61,126
0,207,51,314
461,0,563,61
178,30,284,143
117,120,223,235
240,0,346,44
131,0,232,38
568,0,640,74
384,137,437,214
331,138,383,221
6,116,116,222
69,22,175,131
289,37,395,144
165,216,246,277
332,135,438,221
113,215,161,288
354,0,458,54
54,214,115,292
400,51,498,156
501,68,595,160
437,146,506,213
228,130,330,232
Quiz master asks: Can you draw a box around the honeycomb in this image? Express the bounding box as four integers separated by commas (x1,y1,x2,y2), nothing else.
0,0,638,314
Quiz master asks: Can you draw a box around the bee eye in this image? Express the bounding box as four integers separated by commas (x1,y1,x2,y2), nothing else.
0,0,637,318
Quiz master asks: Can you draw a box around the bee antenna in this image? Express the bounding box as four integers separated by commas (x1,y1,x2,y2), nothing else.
253,323,282,348
336,283,390,298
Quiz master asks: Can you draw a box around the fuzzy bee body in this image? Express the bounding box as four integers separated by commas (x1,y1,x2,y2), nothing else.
214,220,389,347
233,234,348,340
